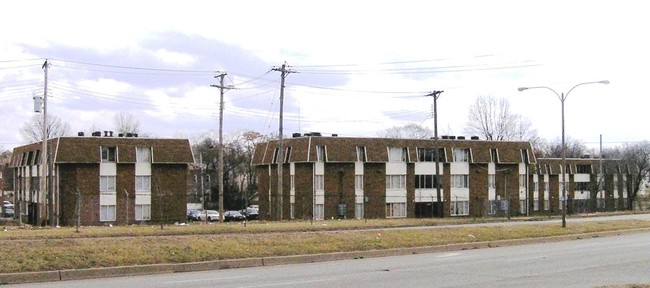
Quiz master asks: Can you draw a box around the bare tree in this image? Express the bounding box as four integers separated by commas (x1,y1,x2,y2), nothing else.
619,141,650,209
537,137,588,158
379,123,432,139
20,114,71,142
113,112,140,135
465,95,538,141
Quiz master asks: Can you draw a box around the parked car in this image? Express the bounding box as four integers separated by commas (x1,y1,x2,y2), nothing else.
187,209,201,221
244,205,259,220
3,207,14,218
224,210,245,222
198,210,220,222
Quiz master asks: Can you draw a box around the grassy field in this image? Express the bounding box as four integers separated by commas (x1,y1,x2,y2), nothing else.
1,216,649,274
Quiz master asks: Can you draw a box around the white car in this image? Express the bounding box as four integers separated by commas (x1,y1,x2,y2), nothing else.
198,210,220,222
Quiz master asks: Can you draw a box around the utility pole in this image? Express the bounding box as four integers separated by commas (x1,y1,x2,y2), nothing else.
271,62,296,220
40,59,55,227
426,90,444,218
211,72,233,222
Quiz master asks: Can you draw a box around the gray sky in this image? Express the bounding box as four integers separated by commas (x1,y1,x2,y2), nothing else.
0,0,645,150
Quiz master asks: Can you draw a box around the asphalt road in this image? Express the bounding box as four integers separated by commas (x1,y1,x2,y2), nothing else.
10,229,650,288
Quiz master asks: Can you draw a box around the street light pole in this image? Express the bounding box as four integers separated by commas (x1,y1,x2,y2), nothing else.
518,80,609,228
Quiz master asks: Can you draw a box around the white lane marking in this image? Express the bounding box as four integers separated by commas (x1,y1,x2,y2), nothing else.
506,256,546,262
437,252,462,258
165,275,254,284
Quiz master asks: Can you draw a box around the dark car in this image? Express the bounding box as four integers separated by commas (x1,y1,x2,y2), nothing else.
187,209,201,221
223,210,245,222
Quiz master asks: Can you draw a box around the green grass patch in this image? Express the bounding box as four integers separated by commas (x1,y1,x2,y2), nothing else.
0,217,649,273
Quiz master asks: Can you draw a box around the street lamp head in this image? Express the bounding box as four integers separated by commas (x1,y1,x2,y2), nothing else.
517,87,528,92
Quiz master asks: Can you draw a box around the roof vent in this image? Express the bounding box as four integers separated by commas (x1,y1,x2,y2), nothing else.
310,132,322,137
457,136,465,140
449,136,456,140
292,133,301,138
92,131,101,137
332,134,338,137
471,136,480,140
441,135,449,139
126,133,133,137
78,132,85,137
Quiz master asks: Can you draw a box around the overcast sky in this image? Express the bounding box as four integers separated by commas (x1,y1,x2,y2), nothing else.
1,1,646,151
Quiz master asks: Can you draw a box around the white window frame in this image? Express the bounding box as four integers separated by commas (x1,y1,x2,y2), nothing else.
453,148,469,163
386,175,406,189
314,175,324,191
355,203,364,219
101,146,116,163
100,176,116,192
488,174,496,189
355,175,363,191
386,202,406,218
135,204,151,221
450,200,469,216
451,175,469,188
100,204,116,222
136,147,151,163
135,175,151,192
388,147,407,162
314,204,324,220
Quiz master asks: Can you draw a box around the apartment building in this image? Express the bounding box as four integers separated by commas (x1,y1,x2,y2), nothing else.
253,134,636,221
10,133,193,226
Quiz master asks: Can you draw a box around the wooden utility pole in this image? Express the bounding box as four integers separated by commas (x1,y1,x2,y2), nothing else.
426,90,444,218
271,62,296,220
211,72,233,222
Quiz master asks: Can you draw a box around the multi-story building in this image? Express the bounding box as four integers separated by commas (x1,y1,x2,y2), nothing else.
252,134,636,220
10,132,193,226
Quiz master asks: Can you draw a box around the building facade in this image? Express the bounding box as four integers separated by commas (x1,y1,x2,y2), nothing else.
252,135,635,221
10,134,194,226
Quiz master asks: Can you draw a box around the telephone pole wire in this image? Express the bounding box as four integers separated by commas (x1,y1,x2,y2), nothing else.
271,62,296,220
211,72,233,222
426,90,444,218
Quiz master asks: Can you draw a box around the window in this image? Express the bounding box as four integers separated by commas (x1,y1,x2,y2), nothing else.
314,175,324,190
355,175,363,190
193,174,198,183
544,182,550,192
417,148,443,162
386,202,406,218
355,203,364,219
488,174,496,189
290,175,295,191
101,147,116,162
136,147,151,162
135,204,151,221
576,165,591,174
356,146,366,162
136,176,151,192
314,204,324,220
534,199,540,211
100,205,116,221
316,146,327,162
284,147,292,163
490,149,499,163
576,182,589,191
450,200,469,216
33,150,41,165
534,182,539,192
26,151,34,166
415,175,441,189
100,176,116,192
453,148,469,162
521,149,529,164
388,147,407,162
0,172,2,179
544,199,550,211
386,175,406,189
290,203,295,219
272,148,279,164
519,175,526,188
451,175,469,188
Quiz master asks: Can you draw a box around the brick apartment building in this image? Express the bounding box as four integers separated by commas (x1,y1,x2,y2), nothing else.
252,134,635,220
10,133,193,226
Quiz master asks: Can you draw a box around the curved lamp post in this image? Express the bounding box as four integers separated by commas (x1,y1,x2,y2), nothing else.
518,80,609,227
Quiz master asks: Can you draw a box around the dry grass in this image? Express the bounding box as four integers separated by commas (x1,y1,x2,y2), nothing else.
1,217,649,274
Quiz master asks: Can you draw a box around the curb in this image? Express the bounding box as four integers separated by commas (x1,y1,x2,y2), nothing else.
0,229,645,285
